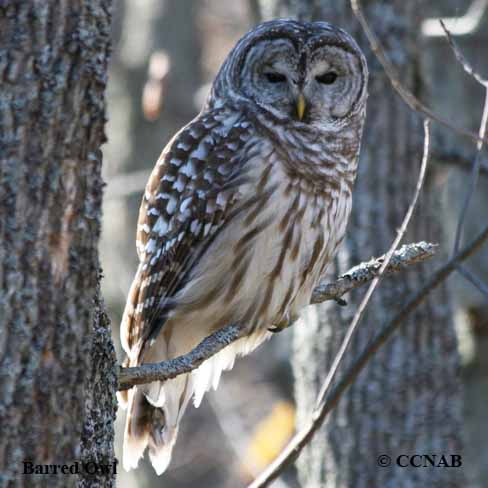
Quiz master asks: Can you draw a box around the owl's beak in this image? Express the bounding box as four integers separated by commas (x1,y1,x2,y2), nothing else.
296,94,306,121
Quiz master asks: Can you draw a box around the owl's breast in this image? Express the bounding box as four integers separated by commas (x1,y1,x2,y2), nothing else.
270,162,354,322
172,147,353,333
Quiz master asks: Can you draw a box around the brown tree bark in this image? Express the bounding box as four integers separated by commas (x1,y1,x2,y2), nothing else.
258,1,464,486
0,2,115,487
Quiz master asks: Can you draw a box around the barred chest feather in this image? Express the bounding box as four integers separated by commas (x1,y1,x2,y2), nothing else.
172,134,355,336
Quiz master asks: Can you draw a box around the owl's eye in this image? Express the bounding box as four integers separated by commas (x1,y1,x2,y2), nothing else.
316,72,338,85
264,72,287,83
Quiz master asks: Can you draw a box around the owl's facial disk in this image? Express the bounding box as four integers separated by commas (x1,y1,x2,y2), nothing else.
239,38,366,126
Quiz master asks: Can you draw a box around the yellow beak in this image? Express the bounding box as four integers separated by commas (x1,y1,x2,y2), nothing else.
296,94,306,121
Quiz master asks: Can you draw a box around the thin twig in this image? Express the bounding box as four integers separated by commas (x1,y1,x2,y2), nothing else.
248,222,488,488
118,240,436,391
422,0,488,38
440,20,488,87
453,87,488,249
314,120,430,409
439,21,488,298
457,264,488,300
350,0,488,145
442,20,488,253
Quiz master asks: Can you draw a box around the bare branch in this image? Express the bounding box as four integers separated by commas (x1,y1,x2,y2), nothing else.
248,222,488,488
453,89,488,252
350,0,488,145
117,240,437,391
311,241,436,305
440,20,488,87
422,0,488,38
457,264,488,300
441,21,488,254
118,323,246,391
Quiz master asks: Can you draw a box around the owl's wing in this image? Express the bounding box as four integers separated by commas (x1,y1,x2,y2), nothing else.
122,110,257,360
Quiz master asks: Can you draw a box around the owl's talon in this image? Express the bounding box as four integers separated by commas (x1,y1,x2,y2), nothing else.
268,313,297,333
335,297,348,306
268,324,290,333
268,326,282,333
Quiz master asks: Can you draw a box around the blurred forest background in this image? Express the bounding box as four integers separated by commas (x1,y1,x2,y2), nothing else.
99,1,487,487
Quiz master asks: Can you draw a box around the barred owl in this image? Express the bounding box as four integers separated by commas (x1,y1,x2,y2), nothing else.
120,19,368,474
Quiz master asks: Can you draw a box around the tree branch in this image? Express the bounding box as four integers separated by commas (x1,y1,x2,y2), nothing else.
441,20,488,257
118,240,437,391
440,19,488,88
118,323,246,391
311,241,436,305
248,222,488,488
422,0,488,38
457,263,488,300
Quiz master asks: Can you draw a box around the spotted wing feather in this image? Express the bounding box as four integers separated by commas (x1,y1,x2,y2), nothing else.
122,110,253,361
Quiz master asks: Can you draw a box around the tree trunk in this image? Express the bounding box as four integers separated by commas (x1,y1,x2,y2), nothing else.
258,1,464,486
0,2,115,487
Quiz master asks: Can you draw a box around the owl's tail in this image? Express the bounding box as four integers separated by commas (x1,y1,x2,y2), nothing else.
120,328,273,475
122,371,195,474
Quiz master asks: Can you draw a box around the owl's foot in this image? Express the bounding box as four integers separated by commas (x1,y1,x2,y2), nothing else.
335,297,348,306
268,312,298,333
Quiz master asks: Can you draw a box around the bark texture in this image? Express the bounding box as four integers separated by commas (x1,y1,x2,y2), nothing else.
257,1,464,486
0,2,114,487
78,289,118,488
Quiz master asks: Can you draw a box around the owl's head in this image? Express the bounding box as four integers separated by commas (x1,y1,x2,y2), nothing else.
211,20,368,128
